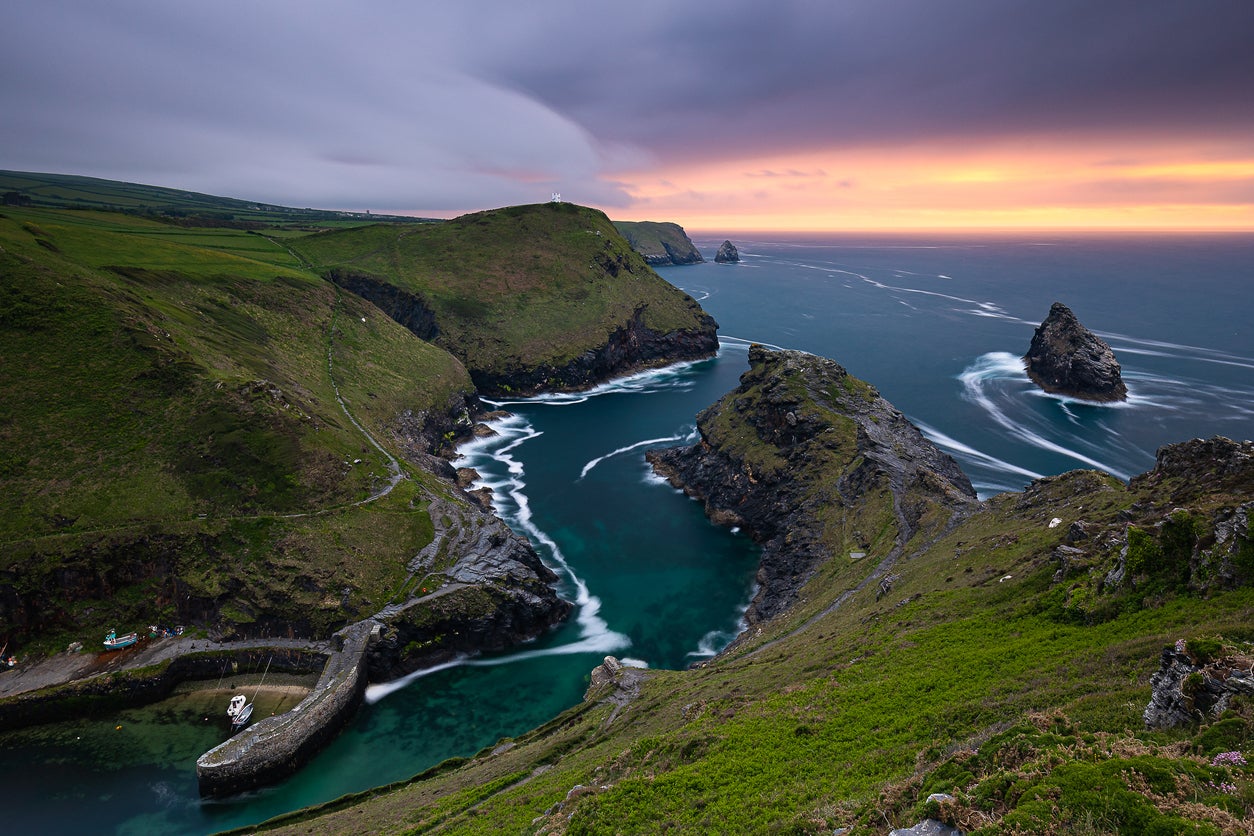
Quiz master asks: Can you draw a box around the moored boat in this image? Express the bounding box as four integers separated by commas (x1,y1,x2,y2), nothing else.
103,629,138,650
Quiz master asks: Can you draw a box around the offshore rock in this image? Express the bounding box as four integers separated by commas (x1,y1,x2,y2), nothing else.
714,240,740,263
1023,302,1127,402
648,345,978,624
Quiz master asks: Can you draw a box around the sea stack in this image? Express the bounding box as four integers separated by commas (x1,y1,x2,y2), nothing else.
714,240,740,263
1023,302,1127,402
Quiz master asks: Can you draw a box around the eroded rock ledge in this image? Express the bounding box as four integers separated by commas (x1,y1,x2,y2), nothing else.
648,345,978,624
473,304,718,396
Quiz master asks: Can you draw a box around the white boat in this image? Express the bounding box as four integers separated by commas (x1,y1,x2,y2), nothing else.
226,694,247,718
231,701,254,730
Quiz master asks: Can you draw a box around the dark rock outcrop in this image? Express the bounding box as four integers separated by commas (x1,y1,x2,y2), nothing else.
648,346,978,623
474,304,718,396
1023,302,1127,402
327,267,439,341
1144,645,1254,729
714,240,740,263
365,496,571,680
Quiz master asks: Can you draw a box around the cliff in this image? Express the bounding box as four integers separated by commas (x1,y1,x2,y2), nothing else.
612,220,705,265
1023,302,1128,402
299,204,718,395
0,195,570,686
648,345,978,622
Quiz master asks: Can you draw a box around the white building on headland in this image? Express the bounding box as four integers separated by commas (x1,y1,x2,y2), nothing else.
551,193,562,203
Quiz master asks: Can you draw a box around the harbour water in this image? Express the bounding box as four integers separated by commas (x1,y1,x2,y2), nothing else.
3,231,1251,834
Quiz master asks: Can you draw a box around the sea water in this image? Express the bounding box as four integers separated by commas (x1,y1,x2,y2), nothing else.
4,232,1251,834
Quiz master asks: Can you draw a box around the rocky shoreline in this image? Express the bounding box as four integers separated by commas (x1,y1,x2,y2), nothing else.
648,345,979,624
470,305,718,397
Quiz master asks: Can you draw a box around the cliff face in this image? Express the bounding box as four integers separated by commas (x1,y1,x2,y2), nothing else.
472,303,718,396
300,204,718,396
613,220,705,265
648,345,978,622
1023,302,1127,402
366,496,571,679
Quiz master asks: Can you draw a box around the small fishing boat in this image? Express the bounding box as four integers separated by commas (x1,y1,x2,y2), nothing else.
229,698,254,731
227,694,247,719
103,630,138,650
225,656,271,733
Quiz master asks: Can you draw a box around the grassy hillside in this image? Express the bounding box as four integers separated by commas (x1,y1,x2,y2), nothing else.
0,169,433,228
293,202,716,391
0,206,475,651
249,366,1254,834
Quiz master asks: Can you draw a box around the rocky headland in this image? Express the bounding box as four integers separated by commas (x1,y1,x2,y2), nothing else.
1023,301,1127,402
648,345,979,623
612,220,705,265
714,240,740,263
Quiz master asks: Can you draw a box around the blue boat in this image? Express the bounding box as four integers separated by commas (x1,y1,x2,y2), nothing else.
103,629,138,650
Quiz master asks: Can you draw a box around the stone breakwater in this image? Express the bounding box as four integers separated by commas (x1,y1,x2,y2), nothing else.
0,640,329,731
196,622,374,797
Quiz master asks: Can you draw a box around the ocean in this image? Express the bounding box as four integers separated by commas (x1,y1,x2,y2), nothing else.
5,231,1252,834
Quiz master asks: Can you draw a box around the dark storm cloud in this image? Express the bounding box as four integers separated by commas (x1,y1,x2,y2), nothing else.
467,0,1254,162
2,0,1251,212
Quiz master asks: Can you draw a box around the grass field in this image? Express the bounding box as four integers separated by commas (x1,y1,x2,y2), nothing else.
294,202,715,388
0,204,473,650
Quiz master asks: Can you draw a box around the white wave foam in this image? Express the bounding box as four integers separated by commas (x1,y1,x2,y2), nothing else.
454,413,631,672
483,359,707,409
719,335,788,352
958,353,1130,479
580,435,684,479
913,420,1043,482
363,627,637,704
686,586,754,658
1102,332,1254,370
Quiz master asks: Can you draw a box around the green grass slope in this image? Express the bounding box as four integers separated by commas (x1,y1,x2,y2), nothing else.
293,202,716,393
250,372,1253,835
0,169,433,228
0,206,475,652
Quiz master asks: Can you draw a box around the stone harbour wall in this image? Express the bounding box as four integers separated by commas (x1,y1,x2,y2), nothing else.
196,622,373,797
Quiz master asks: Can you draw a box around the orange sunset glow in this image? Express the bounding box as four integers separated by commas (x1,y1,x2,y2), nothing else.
616,141,1254,233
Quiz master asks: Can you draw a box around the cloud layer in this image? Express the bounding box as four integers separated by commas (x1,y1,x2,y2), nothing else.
3,0,1252,225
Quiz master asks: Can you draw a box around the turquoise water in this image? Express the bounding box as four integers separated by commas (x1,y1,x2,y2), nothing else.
4,232,1251,834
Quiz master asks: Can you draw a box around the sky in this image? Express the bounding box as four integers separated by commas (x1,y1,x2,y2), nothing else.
3,0,1253,231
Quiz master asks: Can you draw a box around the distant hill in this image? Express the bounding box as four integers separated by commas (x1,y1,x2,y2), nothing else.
613,220,705,265
0,169,434,228
298,202,717,394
